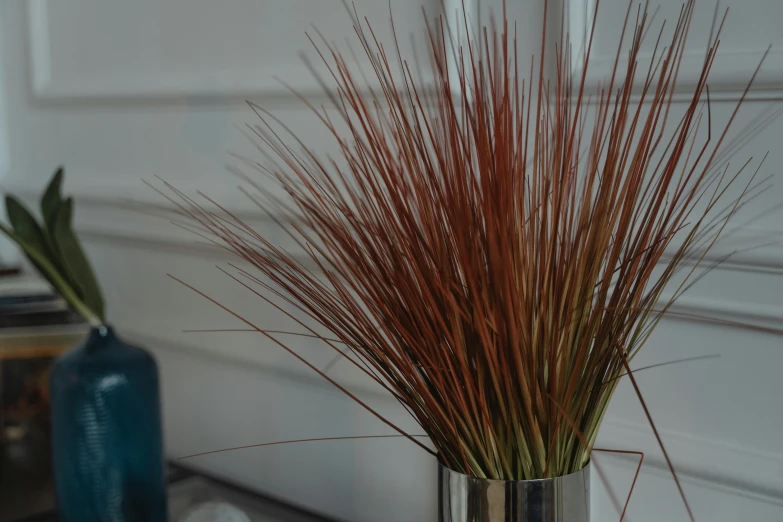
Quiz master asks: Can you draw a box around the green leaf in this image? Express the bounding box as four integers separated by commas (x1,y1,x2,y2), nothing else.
52,198,105,321
41,167,64,232
40,168,66,273
0,220,101,326
6,194,52,263
5,195,75,306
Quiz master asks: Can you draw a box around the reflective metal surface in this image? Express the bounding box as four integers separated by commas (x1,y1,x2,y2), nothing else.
438,463,590,522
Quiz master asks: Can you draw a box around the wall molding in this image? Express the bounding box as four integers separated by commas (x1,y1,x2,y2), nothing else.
8,179,777,331
12,179,781,267
88,224,782,333
8,175,782,331
597,416,783,501
565,0,783,101
657,294,783,334
26,0,470,103
26,0,337,101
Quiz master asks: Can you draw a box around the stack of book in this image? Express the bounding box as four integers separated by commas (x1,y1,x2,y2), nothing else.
0,270,87,370
0,270,84,328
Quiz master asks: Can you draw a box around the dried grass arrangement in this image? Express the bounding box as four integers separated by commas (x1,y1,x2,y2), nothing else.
161,0,772,494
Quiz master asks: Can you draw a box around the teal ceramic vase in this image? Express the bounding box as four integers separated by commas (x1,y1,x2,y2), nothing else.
49,325,167,521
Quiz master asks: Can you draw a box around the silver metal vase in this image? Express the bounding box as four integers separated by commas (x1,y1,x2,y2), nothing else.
438,463,590,522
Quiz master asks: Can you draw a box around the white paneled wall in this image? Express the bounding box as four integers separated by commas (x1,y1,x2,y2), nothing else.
1,0,782,520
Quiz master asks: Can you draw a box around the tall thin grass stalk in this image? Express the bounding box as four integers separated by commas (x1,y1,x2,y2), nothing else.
163,0,770,494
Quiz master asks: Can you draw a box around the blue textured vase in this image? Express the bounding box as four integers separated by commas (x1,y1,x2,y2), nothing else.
49,325,167,521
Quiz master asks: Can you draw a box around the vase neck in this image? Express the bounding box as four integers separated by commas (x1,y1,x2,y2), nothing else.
85,325,116,352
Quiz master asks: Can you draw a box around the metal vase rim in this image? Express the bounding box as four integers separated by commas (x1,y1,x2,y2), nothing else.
438,462,590,522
